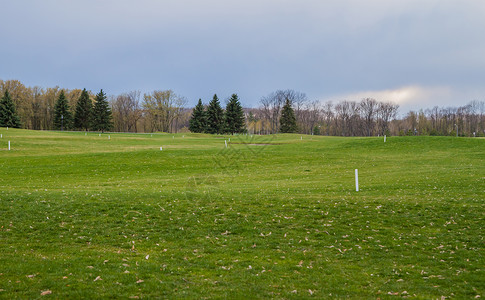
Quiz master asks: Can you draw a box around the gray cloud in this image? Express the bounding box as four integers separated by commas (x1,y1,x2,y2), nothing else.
1,0,484,109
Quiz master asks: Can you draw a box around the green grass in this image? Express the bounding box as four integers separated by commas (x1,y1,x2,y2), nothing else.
0,128,483,298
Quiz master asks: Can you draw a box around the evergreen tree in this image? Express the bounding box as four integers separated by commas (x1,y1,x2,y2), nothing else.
74,88,93,131
224,94,246,134
279,98,298,133
0,90,21,128
189,99,207,133
53,90,73,130
206,94,224,134
91,89,113,132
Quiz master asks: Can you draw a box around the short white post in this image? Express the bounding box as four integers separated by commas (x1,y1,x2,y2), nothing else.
173,136,174,139
85,132,87,136
301,136,302,140
6,127,8,130
160,146,163,151
8,140,11,151
384,135,386,143
225,140,227,148
355,169,359,192
229,138,230,142
108,135,110,140
1,134,2,138
99,133,101,137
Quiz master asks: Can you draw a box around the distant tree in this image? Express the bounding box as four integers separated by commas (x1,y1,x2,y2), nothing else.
360,98,378,136
143,90,187,133
189,99,207,133
224,94,246,134
111,91,142,132
74,89,93,131
91,89,113,132
53,90,72,130
280,98,297,133
206,94,225,134
0,90,22,128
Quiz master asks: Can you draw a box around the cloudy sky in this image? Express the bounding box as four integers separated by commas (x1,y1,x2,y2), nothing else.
1,0,484,113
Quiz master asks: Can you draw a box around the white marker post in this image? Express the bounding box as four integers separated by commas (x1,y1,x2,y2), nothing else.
108,135,110,140
225,140,227,148
1,134,2,138
301,136,302,140
355,169,359,192
384,135,386,143
8,140,11,151
160,146,163,151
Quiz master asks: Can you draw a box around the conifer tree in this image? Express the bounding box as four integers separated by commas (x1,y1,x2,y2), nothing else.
53,90,73,130
224,94,246,134
74,88,93,131
189,99,207,133
279,98,298,133
206,94,224,134
91,89,113,133
0,90,21,128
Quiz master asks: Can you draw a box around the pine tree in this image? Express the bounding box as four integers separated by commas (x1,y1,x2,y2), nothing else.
91,89,113,133
53,90,73,130
224,94,246,134
74,88,93,131
280,98,298,133
189,99,207,133
206,94,224,134
0,90,21,128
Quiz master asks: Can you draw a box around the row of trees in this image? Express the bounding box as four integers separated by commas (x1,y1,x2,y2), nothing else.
0,87,113,132
248,90,485,137
189,94,245,134
1,79,484,136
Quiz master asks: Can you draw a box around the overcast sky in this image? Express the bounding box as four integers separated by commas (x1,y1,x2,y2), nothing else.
1,0,484,113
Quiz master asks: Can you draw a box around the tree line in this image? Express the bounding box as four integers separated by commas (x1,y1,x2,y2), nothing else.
0,86,112,132
1,79,484,136
189,94,246,134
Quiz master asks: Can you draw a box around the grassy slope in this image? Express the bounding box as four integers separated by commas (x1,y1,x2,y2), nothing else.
0,129,483,298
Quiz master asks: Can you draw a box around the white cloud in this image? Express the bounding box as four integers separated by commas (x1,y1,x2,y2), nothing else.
323,85,483,114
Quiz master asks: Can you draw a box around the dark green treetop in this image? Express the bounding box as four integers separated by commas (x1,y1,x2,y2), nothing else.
74,88,93,131
279,98,298,133
206,94,225,134
0,89,21,128
224,94,246,134
53,90,73,130
189,99,207,133
91,89,113,133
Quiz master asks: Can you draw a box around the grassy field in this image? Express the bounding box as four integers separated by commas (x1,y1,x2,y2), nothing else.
0,128,483,299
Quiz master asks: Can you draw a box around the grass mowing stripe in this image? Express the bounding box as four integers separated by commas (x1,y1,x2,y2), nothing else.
0,128,483,298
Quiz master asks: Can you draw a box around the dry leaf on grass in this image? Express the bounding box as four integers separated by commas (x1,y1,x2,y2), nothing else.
40,290,52,296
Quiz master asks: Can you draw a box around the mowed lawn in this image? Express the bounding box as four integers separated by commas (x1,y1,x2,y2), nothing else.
0,128,483,298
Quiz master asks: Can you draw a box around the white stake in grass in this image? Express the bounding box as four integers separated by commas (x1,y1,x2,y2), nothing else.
160,146,163,151
8,140,11,151
384,135,386,143
355,169,359,192
225,140,227,148
108,135,110,140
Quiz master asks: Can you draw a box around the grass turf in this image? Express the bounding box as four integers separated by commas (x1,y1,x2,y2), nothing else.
0,128,483,298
